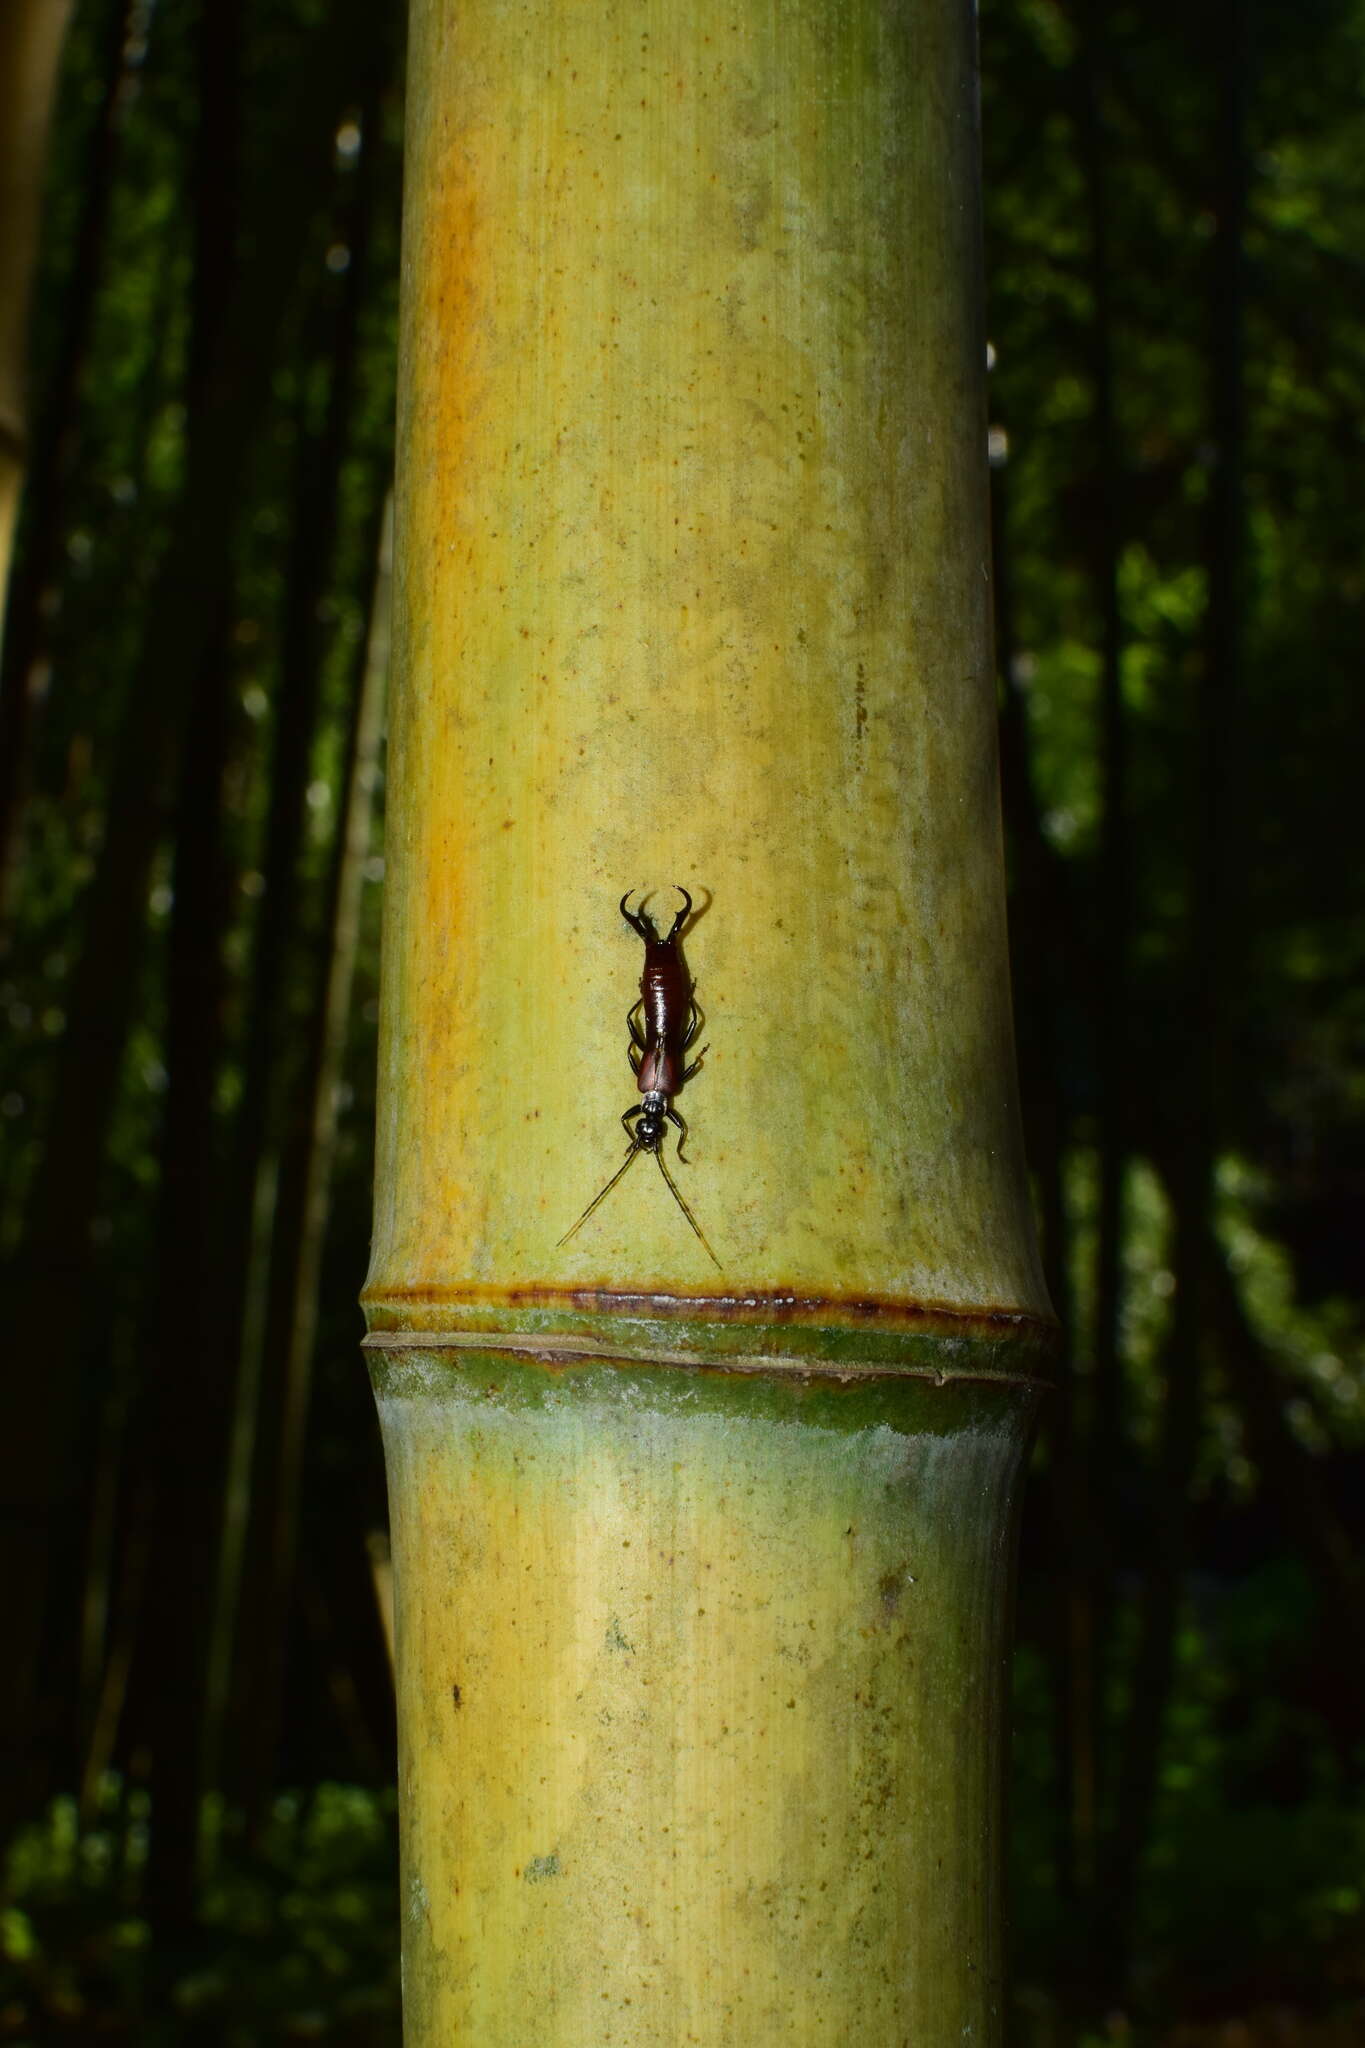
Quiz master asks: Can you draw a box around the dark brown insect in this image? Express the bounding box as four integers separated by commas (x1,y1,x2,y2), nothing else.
559,886,720,1268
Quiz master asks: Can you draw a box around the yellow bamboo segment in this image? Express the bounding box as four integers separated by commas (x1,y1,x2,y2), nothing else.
366,0,1049,1319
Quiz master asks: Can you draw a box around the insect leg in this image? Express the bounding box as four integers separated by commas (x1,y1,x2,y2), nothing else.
680,1043,709,1083
621,1104,644,1142
665,1103,689,1160
628,1001,647,1048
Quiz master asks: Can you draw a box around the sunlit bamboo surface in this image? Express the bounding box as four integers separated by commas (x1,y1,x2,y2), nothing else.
366,0,1052,2038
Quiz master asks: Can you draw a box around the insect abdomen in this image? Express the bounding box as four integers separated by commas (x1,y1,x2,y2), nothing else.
638,944,689,1096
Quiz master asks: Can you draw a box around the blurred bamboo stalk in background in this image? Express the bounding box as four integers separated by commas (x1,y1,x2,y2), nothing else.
236,491,393,1815
0,0,375,1838
0,0,72,631
0,0,73,767
0,0,140,931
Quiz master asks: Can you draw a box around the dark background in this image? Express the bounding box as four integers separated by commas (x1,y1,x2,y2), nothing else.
0,0,1362,2039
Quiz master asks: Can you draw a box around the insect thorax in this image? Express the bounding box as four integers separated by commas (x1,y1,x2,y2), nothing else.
635,1091,667,1148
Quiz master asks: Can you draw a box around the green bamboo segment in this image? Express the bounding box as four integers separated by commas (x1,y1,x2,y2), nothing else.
374,1348,1040,2042
368,0,1052,2037
368,1304,1055,1382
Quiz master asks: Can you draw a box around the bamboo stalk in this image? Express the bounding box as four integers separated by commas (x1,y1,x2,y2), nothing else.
0,0,134,928
0,0,72,660
238,490,393,1810
366,0,1054,2037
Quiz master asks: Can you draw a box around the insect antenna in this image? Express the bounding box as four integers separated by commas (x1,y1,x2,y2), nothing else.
654,1145,723,1272
557,1143,642,1247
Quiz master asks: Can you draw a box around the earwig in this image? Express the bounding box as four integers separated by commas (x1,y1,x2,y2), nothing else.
559,885,721,1269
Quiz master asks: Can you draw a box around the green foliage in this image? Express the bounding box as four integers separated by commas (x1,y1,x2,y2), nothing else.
1013,1571,1365,2030
1,1784,400,2045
